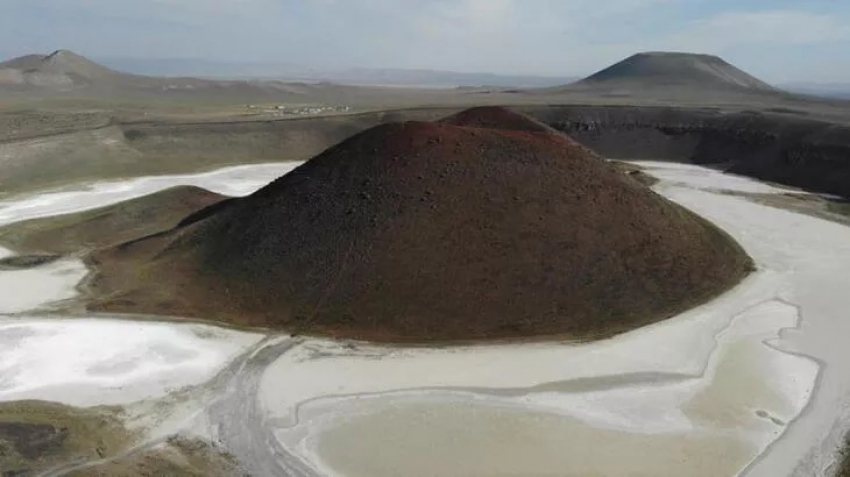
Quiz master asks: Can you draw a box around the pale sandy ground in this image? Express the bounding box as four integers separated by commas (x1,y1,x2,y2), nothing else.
0,245,87,314
0,166,285,418
0,163,297,317
0,166,284,476
0,318,262,407
0,162,299,226
257,162,850,477
0,162,847,476
643,164,850,477
0,164,289,411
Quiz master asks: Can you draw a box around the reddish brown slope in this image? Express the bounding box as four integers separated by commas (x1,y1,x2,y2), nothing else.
87,108,751,342
440,106,555,133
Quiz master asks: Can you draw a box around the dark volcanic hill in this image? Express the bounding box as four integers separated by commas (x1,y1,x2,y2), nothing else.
560,52,777,93
439,106,555,133
87,107,751,342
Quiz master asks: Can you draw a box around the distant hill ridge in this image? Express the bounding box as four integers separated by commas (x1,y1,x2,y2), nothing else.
0,50,128,88
1,49,778,95
30,50,124,79
0,49,321,98
559,51,776,93
0,50,571,89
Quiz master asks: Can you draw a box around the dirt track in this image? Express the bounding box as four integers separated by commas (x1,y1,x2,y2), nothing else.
31,337,313,477
204,337,318,477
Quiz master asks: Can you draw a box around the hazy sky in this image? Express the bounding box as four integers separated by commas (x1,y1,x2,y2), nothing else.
1,0,848,82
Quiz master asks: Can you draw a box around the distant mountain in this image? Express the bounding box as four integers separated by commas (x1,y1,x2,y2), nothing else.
99,57,575,88
780,82,850,100
0,53,61,70
0,50,327,99
317,68,576,88
548,52,777,93
97,58,309,80
0,50,128,88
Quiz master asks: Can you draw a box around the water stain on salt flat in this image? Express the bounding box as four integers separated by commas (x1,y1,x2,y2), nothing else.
0,251,87,314
279,298,816,476
85,359,144,376
316,401,757,477
685,340,805,431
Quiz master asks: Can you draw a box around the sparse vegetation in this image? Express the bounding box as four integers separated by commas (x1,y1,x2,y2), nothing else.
0,108,451,199
833,434,850,477
0,401,242,476
827,199,850,217
65,436,243,477
0,401,131,475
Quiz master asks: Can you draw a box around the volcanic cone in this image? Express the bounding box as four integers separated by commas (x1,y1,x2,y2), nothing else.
88,107,751,342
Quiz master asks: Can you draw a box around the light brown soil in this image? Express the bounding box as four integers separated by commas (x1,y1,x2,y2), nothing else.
0,401,241,476
84,108,752,342
0,401,130,476
66,436,242,477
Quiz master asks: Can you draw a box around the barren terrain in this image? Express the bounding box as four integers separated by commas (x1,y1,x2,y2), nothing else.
79,108,751,342
0,159,847,476
1,50,850,476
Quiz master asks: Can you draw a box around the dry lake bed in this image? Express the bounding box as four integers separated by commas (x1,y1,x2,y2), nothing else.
0,161,848,476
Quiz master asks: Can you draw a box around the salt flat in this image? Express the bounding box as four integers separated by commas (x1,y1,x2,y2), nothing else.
0,246,86,314
0,318,262,407
258,162,848,477
0,165,284,407
0,162,298,226
0,161,847,476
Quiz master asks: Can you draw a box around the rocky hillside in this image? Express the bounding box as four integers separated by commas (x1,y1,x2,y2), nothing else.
525,105,850,197
86,107,751,342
